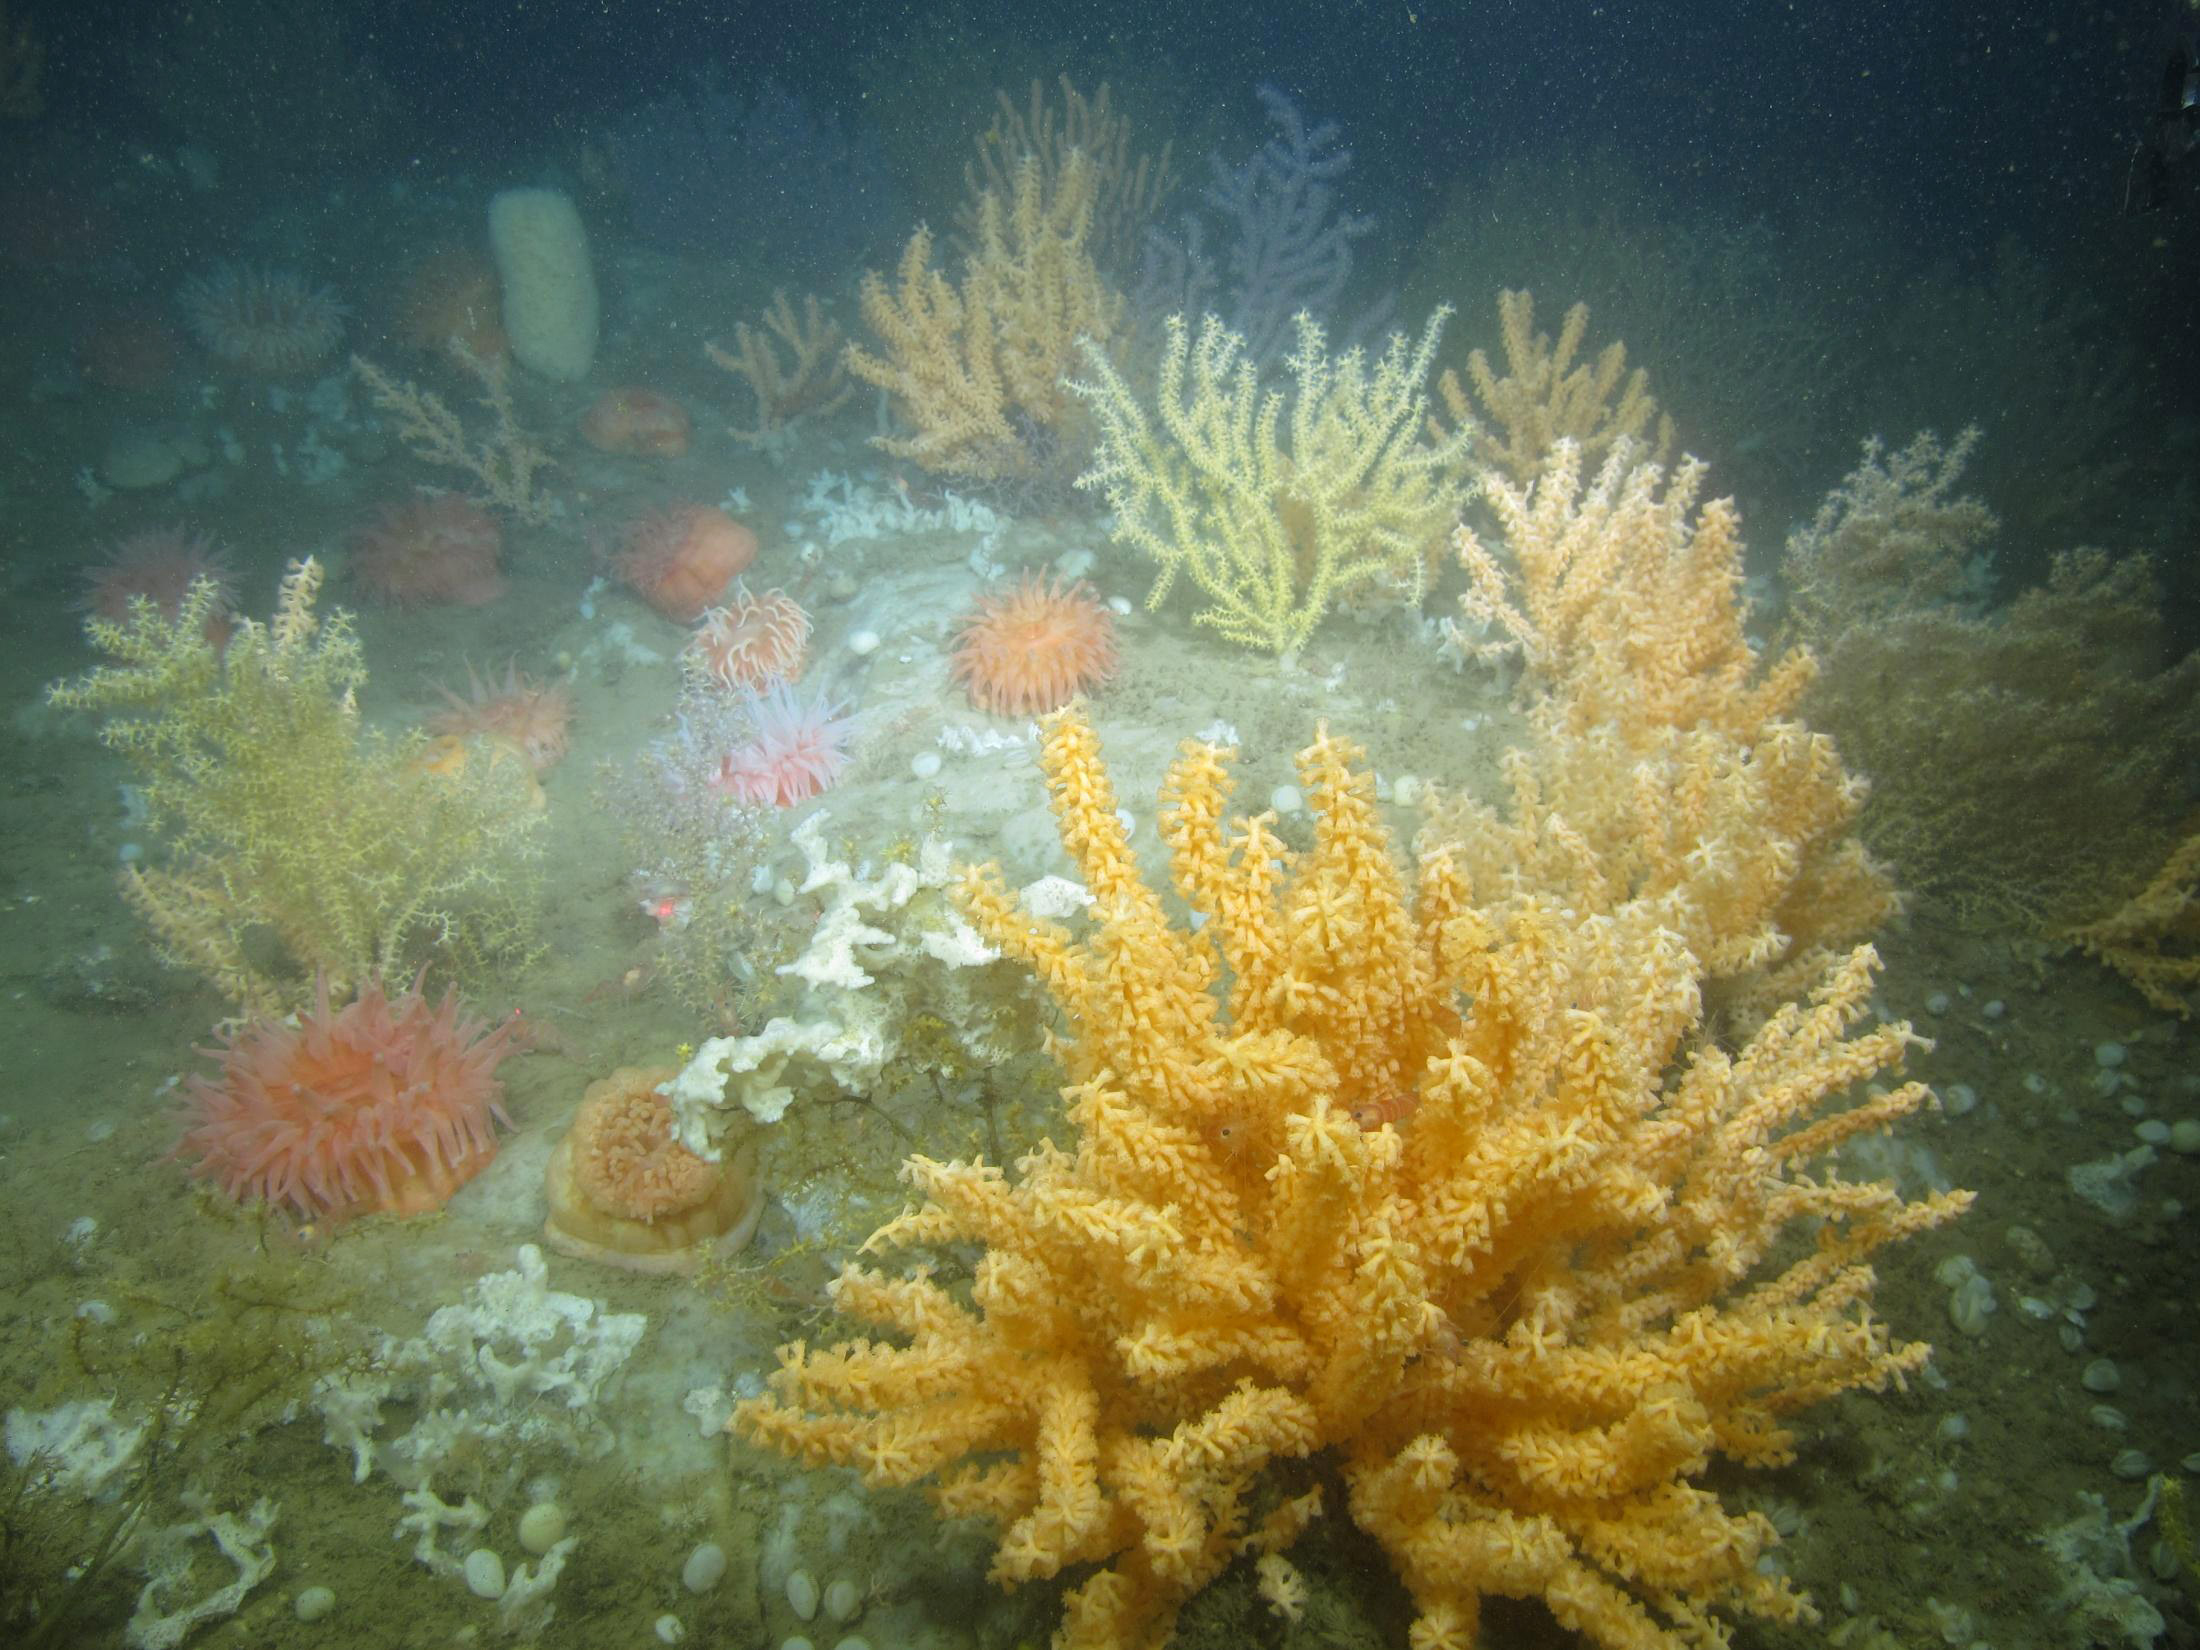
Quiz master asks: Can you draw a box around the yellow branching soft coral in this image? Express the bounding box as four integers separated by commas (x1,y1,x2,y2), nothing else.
847,148,1123,483
1070,307,1474,654
733,708,1969,1650
47,558,541,1013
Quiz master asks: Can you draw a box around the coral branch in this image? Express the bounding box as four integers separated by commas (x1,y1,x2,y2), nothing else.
1071,307,1472,653
848,149,1123,484
353,350,555,525
1436,289,1672,487
705,290,853,446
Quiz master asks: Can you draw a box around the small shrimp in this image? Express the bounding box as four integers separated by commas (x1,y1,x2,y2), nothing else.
1352,1090,1420,1131
581,961,657,1007
499,1007,587,1061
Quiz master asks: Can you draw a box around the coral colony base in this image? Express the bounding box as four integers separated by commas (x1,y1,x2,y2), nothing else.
7,50,2199,1650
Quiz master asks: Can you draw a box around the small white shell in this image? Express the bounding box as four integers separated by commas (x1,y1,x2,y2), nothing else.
517,1502,566,1555
464,1548,506,1600
683,1541,728,1594
785,1569,820,1621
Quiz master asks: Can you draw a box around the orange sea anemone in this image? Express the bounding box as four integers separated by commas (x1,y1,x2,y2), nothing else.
427,661,574,774
684,583,811,691
615,504,757,623
175,974,516,1222
542,1067,762,1274
950,571,1119,717
581,386,692,458
353,494,506,608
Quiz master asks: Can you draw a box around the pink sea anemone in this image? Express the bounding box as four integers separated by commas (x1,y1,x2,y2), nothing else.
950,571,1119,717
353,494,506,608
81,526,236,639
711,680,855,808
178,263,349,375
684,583,811,692
174,974,516,1222
427,662,574,774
